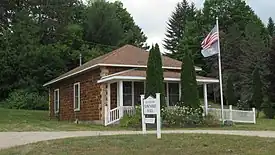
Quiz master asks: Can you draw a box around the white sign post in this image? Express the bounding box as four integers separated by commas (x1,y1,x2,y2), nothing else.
140,93,161,139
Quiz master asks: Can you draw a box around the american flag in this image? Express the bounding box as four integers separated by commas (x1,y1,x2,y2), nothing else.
201,25,219,57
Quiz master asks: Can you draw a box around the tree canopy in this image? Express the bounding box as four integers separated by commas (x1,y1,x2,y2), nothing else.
0,0,147,109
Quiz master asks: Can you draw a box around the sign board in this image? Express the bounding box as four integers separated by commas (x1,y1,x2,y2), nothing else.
145,117,155,124
140,93,161,139
144,96,157,114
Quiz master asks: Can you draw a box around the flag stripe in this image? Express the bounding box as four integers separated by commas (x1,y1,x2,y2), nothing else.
202,33,218,49
202,32,218,49
201,25,219,58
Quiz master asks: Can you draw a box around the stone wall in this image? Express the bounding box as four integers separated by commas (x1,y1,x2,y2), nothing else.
49,66,133,124
49,68,102,123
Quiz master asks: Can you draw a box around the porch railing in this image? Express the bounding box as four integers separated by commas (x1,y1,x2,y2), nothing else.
104,106,121,126
105,106,136,126
123,106,135,116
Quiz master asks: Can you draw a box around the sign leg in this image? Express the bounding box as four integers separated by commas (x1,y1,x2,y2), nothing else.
140,95,146,134
156,93,161,139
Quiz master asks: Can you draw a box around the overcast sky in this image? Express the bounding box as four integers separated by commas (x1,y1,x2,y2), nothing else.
107,0,275,52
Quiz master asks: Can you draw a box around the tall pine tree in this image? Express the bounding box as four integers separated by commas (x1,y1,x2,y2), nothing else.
267,37,275,103
145,44,165,108
267,17,275,37
163,0,196,55
180,51,200,108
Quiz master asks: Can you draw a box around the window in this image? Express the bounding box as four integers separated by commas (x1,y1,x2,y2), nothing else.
54,89,59,113
168,83,180,106
74,82,80,111
123,81,132,106
134,82,144,105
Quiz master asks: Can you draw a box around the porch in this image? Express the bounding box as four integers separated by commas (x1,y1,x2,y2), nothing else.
97,69,219,126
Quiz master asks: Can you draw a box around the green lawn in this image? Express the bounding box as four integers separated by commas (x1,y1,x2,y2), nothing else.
1,134,275,155
0,108,119,131
1,107,275,132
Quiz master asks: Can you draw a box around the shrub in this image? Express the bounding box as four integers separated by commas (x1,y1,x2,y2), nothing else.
120,106,142,128
202,114,221,127
3,89,48,110
161,105,203,127
262,101,275,119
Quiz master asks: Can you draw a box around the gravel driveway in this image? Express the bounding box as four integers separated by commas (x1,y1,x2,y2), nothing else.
1,130,275,149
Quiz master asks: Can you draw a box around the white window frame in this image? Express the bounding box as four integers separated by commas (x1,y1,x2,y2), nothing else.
74,82,81,111
54,89,60,113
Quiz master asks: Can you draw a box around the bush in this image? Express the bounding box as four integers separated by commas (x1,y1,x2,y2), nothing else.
262,101,275,119
202,114,221,127
3,89,48,110
120,105,221,129
120,106,142,128
161,106,203,127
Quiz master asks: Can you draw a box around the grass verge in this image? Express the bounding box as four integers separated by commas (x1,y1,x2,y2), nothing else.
1,107,275,132
0,108,120,131
1,134,275,155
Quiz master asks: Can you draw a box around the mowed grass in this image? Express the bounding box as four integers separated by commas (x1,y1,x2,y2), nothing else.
2,107,275,132
1,134,275,155
0,108,118,131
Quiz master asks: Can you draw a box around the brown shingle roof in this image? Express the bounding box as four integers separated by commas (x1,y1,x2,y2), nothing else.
98,69,219,84
44,44,202,86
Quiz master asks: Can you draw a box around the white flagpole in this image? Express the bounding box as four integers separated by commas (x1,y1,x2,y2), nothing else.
216,17,224,122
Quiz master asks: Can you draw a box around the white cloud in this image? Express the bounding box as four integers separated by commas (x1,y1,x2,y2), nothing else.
108,0,275,52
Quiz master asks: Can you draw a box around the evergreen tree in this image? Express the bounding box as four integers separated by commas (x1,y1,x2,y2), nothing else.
251,68,263,118
226,75,236,106
163,0,196,54
176,20,205,70
145,44,165,108
238,23,268,103
203,0,269,103
180,51,200,108
267,37,275,103
267,17,275,37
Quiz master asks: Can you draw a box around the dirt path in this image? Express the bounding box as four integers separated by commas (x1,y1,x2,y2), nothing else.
1,130,275,149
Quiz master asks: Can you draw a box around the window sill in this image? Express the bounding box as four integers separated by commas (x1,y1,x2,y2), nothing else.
54,111,59,114
74,109,80,112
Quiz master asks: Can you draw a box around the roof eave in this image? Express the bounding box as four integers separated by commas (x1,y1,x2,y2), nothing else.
97,75,219,84
43,63,202,87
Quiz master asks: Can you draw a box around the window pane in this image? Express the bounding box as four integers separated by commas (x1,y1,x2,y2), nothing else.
169,83,179,94
74,83,80,109
123,82,132,106
123,95,132,106
75,97,78,109
54,90,59,112
168,83,179,106
74,84,79,97
134,82,144,105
